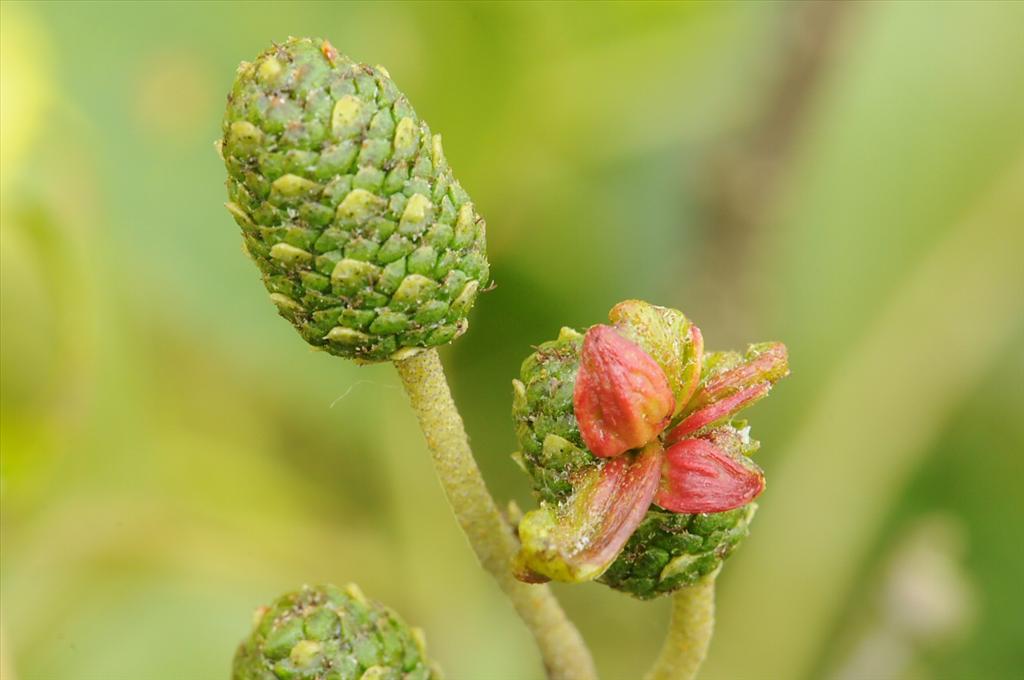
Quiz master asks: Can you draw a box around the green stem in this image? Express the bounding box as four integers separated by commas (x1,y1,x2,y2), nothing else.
394,348,597,680
644,571,719,680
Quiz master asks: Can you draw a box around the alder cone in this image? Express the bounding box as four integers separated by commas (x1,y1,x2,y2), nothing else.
221,37,489,362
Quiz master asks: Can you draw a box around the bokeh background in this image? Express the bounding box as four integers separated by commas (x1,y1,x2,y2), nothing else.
2,2,1022,679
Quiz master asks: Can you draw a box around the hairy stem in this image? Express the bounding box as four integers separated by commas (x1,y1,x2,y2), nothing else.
645,570,719,680
394,348,597,680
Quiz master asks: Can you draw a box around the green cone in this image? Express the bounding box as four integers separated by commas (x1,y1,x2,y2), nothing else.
232,583,440,680
511,324,757,600
220,37,489,362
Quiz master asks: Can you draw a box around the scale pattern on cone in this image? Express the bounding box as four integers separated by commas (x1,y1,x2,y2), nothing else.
512,328,756,599
232,584,439,680
220,37,489,362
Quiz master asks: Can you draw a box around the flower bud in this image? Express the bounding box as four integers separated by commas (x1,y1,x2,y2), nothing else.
608,300,702,415
511,300,788,598
574,325,675,458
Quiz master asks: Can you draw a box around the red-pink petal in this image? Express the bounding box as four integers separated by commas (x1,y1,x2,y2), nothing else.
607,301,703,417
668,342,788,439
695,342,788,408
574,325,675,458
655,436,764,513
666,382,769,444
514,443,663,583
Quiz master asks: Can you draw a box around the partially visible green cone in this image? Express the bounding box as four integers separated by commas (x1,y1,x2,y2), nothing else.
232,584,440,680
220,37,489,362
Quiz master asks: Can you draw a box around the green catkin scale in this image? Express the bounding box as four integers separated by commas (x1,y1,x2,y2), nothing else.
512,330,755,600
220,38,489,362
232,584,439,680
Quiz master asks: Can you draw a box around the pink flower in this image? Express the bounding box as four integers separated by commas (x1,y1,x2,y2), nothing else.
515,306,788,584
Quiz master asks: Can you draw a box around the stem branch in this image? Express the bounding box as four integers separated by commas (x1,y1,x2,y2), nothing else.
394,348,597,680
644,570,719,680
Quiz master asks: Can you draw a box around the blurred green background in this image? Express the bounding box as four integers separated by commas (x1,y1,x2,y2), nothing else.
2,2,1022,679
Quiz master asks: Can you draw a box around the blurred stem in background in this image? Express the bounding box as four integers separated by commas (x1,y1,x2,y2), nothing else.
827,515,975,680
394,349,596,680
695,1,852,332
0,622,16,680
706,156,1024,680
644,569,719,680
